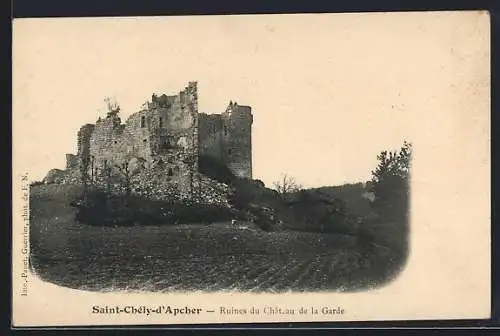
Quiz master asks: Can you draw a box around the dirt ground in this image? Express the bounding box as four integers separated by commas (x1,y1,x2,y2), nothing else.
29,185,405,293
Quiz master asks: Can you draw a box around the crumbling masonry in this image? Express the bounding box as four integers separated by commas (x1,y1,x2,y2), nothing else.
45,82,253,205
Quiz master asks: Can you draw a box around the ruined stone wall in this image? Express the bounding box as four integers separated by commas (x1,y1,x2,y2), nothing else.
44,169,65,184
146,82,199,197
65,154,78,170
78,124,95,157
46,82,243,206
198,113,224,161
88,114,149,172
199,102,253,179
87,82,199,200
77,123,95,177
60,167,81,185
54,123,95,184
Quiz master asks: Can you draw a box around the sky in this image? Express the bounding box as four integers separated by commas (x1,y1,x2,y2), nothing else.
12,12,489,188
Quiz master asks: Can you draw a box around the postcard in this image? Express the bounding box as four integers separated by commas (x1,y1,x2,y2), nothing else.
12,11,491,327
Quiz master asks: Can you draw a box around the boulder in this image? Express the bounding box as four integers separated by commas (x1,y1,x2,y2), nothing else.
43,169,66,184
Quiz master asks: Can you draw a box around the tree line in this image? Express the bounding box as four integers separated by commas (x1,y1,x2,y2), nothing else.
271,141,413,234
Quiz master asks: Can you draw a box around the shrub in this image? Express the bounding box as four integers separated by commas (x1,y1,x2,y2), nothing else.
245,204,278,232
229,184,253,209
198,155,236,184
72,190,234,227
253,179,265,188
284,190,357,234
370,141,412,222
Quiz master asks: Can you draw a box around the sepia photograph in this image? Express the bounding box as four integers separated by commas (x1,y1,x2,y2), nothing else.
29,81,412,293
12,11,490,326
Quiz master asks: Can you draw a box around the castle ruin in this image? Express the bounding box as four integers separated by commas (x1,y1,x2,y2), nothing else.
45,82,253,205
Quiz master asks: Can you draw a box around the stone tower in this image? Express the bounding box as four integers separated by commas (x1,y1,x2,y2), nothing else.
221,101,253,179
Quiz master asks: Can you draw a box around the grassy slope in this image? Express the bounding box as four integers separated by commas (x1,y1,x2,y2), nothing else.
289,183,408,253
29,184,405,293
308,183,374,218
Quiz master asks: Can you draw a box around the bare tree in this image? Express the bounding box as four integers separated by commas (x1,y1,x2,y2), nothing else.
80,156,90,195
273,174,302,199
102,161,113,193
115,157,146,196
